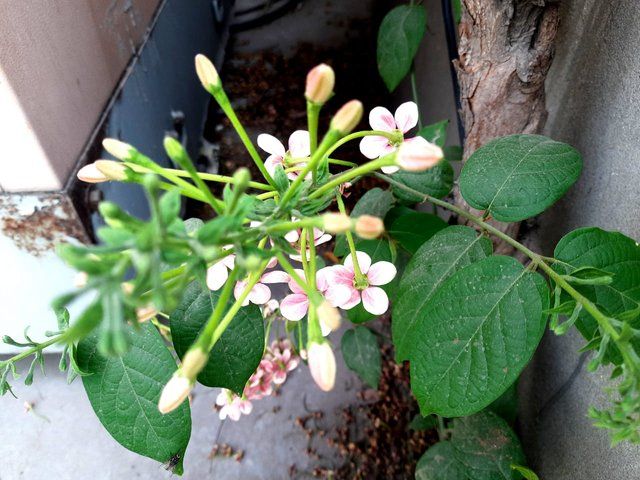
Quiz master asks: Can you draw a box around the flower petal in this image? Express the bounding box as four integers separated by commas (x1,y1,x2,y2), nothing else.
316,267,331,292
264,155,283,176
206,261,228,291
368,106,396,131
324,284,352,307
359,135,391,159
288,269,306,294
221,254,236,270
327,265,355,286
266,257,278,269
261,270,290,284
394,101,419,133
248,283,272,305
257,133,286,156
381,165,400,174
367,261,397,286
285,230,300,243
234,280,250,306
361,287,389,315
344,251,372,274
280,293,309,321
340,288,362,310
288,130,311,158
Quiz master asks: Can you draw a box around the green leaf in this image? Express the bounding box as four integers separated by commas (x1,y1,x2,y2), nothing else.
407,255,549,416
159,189,181,226
489,380,519,424
393,226,492,361
76,323,191,474
408,413,438,431
388,211,447,254
391,160,455,203
170,281,264,394
511,465,540,480
341,326,381,388
458,134,582,222
418,120,448,147
377,5,426,91
553,227,640,359
334,188,395,256
416,411,526,480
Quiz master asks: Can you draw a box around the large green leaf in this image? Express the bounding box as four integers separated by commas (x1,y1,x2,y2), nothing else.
553,227,640,356
418,120,448,148
388,211,447,254
377,5,426,91
393,226,492,361
416,411,527,480
391,161,455,203
170,281,264,394
77,323,191,474
407,255,549,416
458,134,582,222
341,326,381,388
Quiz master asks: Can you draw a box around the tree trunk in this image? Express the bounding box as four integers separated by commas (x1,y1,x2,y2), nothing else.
454,0,560,254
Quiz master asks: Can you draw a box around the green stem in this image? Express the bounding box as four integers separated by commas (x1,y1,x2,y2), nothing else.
308,156,393,200
264,217,321,236
336,194,365,282
322,130,397,160
276,252,316,299
306,227,317,291
0,334,66,368
307,100,321,156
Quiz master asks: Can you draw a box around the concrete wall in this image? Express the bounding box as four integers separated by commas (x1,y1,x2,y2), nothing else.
0,0,160,192
519,0,640,478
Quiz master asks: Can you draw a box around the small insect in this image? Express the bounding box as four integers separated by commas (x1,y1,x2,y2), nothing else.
163,453,181,472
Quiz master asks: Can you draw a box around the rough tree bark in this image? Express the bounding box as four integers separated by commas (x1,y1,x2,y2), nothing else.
454,0,560,254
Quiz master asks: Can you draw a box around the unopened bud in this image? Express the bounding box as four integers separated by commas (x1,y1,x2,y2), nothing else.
77,163,108,183
95,160,127,181
233,167,251,191
355,215,384,240
330,100,363,135
74,271,88,288
103,138,134,160
396,140,444,172
158,375,192,414
305,64,335,104
195,54,221,92
317,300,341,333
181,348,209,379
163,136,184,160
308,342,336,392
322,212,352,234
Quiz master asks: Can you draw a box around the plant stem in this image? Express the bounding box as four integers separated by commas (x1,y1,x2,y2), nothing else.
336,194,365,282
308,156,393,200
306,227,317,291
307,100,321,156
276,252,315,298
0,334,66,368
264,217,321,236
322,130,398,160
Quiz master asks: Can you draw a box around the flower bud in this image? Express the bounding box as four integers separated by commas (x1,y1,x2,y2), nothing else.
355,215,384,240
77,163,108,183
181,348,209,379
158,375,192,414
396,140,444,172
317,300,341,333
305,64,335,104
322,212,352,234
95,160,127,181
74,271,88,288
330,100,363,135
233,167,251,191
195,54,221,91
308,342,336,392
102,138,134,160
163,136,184,159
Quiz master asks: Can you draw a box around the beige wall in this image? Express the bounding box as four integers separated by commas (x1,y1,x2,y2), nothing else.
0,0,160,192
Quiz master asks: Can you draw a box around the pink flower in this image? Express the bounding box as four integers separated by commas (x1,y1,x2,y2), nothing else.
206,249,237,291
258,130,311,180
234,265,289,307
280,268,350,332
244,359,275,400
216,389,253,421
284,227,332,261
359,101,430,174
326,252,397,315
267,339,300,385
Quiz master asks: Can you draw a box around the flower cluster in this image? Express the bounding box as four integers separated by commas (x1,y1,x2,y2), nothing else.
215,339,299,421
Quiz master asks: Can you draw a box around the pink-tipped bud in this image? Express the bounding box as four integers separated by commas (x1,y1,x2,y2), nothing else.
355,215,384,240
305,64,335,104
181,348,209,379
317,300,341,333
322,212,353,234
330,100,363,135
95,160,127,181
308,342,336,392
102,138,134,160
77,163,109,183
158,375,192,414
195,54,221,91
396,140,444,172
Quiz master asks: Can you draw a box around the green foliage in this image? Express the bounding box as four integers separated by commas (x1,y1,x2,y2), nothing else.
388,211,447,254
377,5,426,91
408,413,438,431
170,281,264,394
415,411,527,480
391,161,455,203
406,256,549,416
76,323,191,474
417,120,448,147
341,326,381,388
459,134,582,222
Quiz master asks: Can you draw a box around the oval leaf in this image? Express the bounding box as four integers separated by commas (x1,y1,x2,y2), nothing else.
391,160,454,203
377,5,426,91
393,226,492,361
407,255,549,416
170,281,264,394
76,323,191,473
459,134,582,222
388,211,447,254
341,326,381,388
